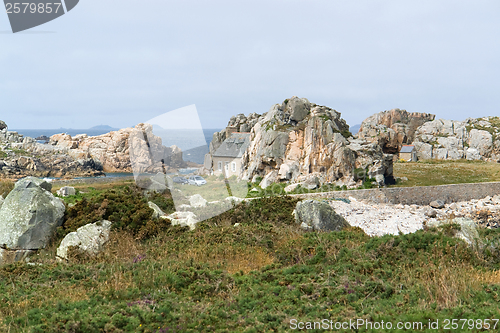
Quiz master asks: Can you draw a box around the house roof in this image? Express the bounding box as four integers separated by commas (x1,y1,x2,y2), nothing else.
400,145,416,153
213,132,251,158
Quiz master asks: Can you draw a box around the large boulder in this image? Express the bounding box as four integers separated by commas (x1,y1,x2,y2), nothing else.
466,148,481,160
0,120,6,130
286,96,311,123
57,220,112,260
294,200,350,232
429,200,445,209
0,177,65,250
302,175,320,190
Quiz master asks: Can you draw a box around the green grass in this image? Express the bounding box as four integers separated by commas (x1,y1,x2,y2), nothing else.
2,193,500,332
393,160,500,187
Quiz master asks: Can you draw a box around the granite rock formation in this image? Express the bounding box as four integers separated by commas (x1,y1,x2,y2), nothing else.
239,97,394,187
356,109,435,154
412,117,500,162
0,121,186,178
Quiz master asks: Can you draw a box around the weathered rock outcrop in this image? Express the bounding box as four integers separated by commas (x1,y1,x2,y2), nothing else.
412,117,500,162
49,123,186,173
0,123,104,178
0,177,65,264
0,120,6,131
356,109,435,154
294,199,350,231
57,220,112,260
239,97,394,187
0,121,187,178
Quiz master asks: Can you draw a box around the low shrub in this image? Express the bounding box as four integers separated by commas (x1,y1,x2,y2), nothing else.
61,185,175,240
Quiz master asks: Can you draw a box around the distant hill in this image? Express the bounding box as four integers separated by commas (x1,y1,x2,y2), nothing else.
350,124,361,135
89,125,119,130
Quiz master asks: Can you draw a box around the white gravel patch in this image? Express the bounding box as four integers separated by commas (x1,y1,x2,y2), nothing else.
328,197,432,236
326,194,500,237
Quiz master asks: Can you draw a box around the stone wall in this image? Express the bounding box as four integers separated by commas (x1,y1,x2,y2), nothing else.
290,182,500,206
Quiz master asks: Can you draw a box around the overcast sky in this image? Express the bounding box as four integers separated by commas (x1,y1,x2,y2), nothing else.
1,0,499,130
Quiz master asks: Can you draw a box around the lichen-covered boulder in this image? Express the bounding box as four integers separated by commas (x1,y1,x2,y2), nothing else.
0,177,65,250
294,200,350,232
57,220,112,260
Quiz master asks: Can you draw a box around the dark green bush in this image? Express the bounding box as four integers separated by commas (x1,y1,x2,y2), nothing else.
61,185,174,240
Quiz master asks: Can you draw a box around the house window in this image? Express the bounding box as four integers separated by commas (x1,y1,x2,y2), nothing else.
218,161,222,171
231,162,236,172
225,162,229,171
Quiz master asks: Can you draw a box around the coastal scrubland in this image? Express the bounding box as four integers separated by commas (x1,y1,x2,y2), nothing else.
1,179,500,332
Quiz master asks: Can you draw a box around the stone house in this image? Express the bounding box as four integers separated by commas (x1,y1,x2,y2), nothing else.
399,145,417,162
212,132,251,177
